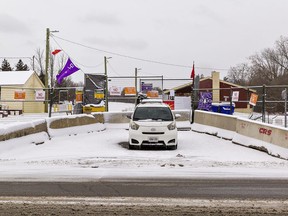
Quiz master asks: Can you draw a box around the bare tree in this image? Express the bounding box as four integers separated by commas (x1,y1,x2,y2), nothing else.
271,36,288,73
33,48,45,84
249,48,280,85
226,63,251,85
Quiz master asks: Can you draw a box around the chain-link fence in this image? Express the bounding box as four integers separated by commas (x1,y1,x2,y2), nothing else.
192,85,288,127
0,80,287,128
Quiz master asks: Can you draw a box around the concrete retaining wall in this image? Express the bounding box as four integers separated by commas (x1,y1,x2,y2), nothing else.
194,110,237,132
0,114,105,142
103,111,132,124
48,114,104,129
194,110,288,150
236,118,288,148
0,120,48,141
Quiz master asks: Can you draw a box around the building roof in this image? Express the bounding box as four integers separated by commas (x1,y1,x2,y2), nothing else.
164,76,256,94
0,71,35,85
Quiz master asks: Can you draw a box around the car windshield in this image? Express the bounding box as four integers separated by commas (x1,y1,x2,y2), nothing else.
133,107,173,121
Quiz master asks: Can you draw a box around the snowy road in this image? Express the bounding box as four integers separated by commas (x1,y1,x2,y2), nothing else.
0,123,288,181
1,122,288,215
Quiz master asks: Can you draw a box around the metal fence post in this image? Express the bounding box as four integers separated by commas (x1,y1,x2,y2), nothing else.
285,88,287,128
262,85,266,123
230,87,233,114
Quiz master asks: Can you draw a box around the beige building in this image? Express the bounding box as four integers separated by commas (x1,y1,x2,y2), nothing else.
0,71,45,113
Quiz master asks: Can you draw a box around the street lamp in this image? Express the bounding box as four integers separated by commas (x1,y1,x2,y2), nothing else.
104,56,112,112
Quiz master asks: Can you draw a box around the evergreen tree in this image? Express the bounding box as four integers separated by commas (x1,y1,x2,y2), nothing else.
15,59,29,71
1,59,13,71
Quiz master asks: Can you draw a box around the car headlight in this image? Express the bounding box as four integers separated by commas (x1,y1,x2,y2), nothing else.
130,121,139,130
167,122,176,130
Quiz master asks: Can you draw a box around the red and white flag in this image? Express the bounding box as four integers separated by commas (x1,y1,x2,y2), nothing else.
52,49,62,55
190,63,195,79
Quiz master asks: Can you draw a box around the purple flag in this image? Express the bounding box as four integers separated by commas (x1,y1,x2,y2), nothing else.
56,58,80,84
197,92,212,111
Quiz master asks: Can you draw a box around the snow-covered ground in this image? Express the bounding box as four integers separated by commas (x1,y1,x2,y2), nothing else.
1,102,288,181
1,123,288,181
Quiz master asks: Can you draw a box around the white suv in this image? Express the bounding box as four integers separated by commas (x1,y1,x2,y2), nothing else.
128,101,178,150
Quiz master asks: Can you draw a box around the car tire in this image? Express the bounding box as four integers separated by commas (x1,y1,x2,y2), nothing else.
167,145,177,150
128,144,141,150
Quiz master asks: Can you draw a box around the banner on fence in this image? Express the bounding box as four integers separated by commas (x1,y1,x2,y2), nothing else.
249,93,258,106
141,83,153,92
75,89,83,102
198,92,212,111
124,87,136,96
232,91,239,102
109,86,122,96
147,90,159,98
94,89,104,99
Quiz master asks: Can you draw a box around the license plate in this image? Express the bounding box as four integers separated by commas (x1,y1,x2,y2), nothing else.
148,137,158,143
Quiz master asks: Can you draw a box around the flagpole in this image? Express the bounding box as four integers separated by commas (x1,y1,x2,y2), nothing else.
191,62,195,124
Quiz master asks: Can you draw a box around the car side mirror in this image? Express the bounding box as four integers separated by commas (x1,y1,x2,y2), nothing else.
126,114,132,119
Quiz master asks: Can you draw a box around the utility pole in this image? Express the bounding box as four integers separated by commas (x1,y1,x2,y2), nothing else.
190,62,195,124
135,68,138,97
44,28,59,114
135,68,141,97
44,28,50,113
104,56,111,112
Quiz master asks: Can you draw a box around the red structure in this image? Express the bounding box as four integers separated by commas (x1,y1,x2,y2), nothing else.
164,71,256,112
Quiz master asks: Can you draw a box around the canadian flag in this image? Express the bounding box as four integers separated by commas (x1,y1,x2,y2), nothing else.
52,49,62,55
190,63,195,79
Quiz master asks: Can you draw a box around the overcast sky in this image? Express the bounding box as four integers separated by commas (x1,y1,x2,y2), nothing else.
1,0,288,82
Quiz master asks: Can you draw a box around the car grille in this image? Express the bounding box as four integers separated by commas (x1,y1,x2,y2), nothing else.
142,132,165,135
142,141,165,145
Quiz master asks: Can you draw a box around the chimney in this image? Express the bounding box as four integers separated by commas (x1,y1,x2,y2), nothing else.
212,71,220,103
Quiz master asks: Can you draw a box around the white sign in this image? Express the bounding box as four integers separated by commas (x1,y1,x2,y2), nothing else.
232,91,239,102
174,96,191,110
35,90,45,101
109,86,122,96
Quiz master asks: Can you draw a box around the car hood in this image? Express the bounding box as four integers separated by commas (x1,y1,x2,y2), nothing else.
133,120,173,127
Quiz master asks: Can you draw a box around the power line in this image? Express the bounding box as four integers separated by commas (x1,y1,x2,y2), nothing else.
51,35,229,71
0,57,32,60
51,36,103,69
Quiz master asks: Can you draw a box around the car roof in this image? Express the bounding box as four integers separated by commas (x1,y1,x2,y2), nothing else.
141,99,163,104
136,101,169,108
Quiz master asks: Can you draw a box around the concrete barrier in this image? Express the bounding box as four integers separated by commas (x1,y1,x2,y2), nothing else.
48,114,104,129
193,110,288,153
236,118,288,148
0,120,48,142
0,114,105,142
103,111,132,124
172,110,191,122
194,110,237,132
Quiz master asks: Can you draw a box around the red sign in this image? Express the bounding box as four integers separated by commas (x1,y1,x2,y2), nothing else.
259,127,272,136
163,100,175,110
14,91,26,100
